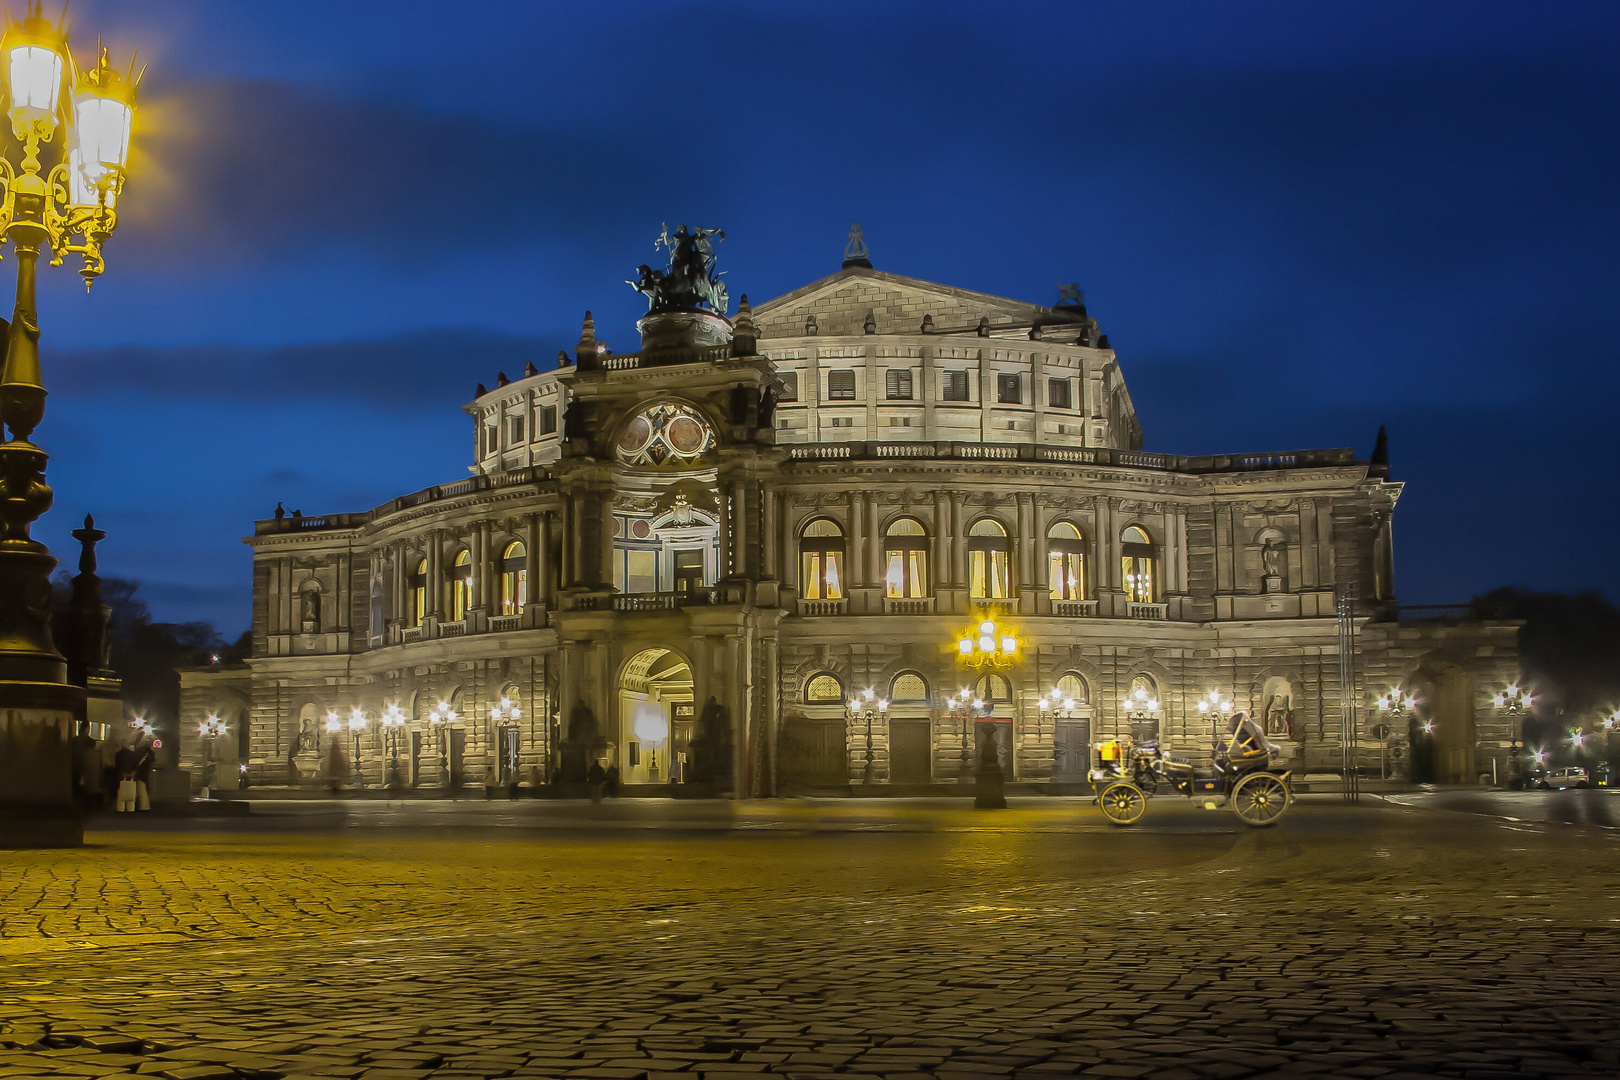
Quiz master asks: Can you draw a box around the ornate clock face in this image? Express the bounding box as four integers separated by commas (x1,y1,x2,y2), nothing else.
615,403,715,468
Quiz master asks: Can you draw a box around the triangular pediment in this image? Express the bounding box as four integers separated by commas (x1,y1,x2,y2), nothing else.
752,267,1049,339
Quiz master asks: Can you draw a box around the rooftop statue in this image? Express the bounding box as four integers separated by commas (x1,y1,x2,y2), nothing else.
628,223,729,317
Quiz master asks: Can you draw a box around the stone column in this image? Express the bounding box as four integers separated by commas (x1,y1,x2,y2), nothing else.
528,513,544,607
864,491,880,587
762,489,778,579
763,634,780,798
847,492,863,588
598,488,616,590
425,532,442,618
716,487,731,580
933,489,948,588
732,478,748,577
950,491,968,594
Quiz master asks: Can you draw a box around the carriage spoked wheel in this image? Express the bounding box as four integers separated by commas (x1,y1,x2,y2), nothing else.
1231,772,1290,827
1098,781,1147,826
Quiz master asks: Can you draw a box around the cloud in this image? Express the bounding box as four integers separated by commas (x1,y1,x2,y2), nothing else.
47,329,563,408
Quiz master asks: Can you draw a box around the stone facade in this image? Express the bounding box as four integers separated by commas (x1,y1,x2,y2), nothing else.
183,260,1520,794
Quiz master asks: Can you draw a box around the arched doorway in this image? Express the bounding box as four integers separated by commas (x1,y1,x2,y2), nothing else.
618,648,694,785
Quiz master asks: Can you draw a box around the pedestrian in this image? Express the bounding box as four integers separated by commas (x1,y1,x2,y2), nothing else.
604,763,621,799
113,742,138,813
133,739,156,812
482,764,499,800
586,759,606,804
526,763,543,797
325,742,350,792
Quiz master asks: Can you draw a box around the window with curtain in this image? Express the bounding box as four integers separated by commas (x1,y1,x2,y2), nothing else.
408,558,427,627
1047,521,1087,600
968,519,1011,599
799,519,845,600
448,550,472,621
884,517,930,598
1121,525,1159,603
500,541,526,614
827,370,856,400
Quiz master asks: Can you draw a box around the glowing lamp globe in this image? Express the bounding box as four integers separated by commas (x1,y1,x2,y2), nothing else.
631,701,669,746
3,9,66,136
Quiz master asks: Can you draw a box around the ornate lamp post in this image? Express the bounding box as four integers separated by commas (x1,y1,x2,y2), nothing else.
1195,689,1234,736
943,688,985,782
0,8,140,848
347,707,368,787
430,699,457,789
846,688,887,786
197,712,227,791
1121,685,1162,742
956,616,1018,669
490,695,522,783
380,703,406,788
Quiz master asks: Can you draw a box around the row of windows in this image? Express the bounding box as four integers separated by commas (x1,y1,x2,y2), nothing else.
401,541,530,627
802,670,1156,709
779,371,1079,408
801,519,1159,604
480,405,559,457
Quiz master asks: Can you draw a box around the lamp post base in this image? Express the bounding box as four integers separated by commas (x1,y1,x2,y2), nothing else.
0,679,86,848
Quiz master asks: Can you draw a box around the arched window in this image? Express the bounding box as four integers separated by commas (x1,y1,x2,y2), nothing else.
1123,673,1161,713
890,672,928,701
500,541,527,615
968,519,1011,599
799,519,845,601
884,517,930,599
1121,525,1158,603
408,558,428,627
805,673,844,703
1047,521,1087,601
1056,672,1090,704
447,550,472,621
972,676,1010,718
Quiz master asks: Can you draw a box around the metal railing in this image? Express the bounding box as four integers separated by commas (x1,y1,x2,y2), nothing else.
783,441,1356,472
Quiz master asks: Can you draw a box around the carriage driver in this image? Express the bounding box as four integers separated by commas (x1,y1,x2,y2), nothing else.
1215,711,1278,773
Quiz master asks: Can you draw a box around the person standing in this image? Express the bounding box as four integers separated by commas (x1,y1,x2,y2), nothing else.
113,742,139,813
134,739,156,812
586,760,606,804
482,763,499,800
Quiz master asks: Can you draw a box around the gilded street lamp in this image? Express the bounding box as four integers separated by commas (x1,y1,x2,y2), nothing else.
490,696,522,782
380,703,406,787
0,6,138,688
846,688,887,785
956,616,1018,669
1195,689,1234,736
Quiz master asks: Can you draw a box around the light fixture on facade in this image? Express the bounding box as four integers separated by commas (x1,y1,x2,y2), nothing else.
1121,685,1161,717
1377,688,1416,718
1493,684,1531,714
957,617,1017,669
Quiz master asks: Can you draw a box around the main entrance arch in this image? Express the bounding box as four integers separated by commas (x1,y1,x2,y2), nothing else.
617,648,695,785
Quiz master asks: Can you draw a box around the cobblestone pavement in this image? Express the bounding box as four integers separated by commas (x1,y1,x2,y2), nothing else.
2,799,1618,1080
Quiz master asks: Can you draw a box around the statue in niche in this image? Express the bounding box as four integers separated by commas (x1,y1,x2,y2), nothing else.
1261,680,1300,741
1261,538,1285,593
300,589,320,633
689,696,732,786
297,715,318,753
628,224,729,316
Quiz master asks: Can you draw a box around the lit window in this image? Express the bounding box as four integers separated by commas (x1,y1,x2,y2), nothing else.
500,541,526,614
891,672,929,701
806,673,844,703
800,519,845,600
968,519,1011,599
827,370,856,401
448,550,472,621
1121,526,1158,603
408,558,428,627
884,518,930,599
975,673,1012,704
1055,673,1089,705
1047,521,1087,601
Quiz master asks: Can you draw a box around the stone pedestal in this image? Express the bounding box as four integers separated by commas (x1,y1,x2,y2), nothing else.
636,310,732,354
0,682,85,848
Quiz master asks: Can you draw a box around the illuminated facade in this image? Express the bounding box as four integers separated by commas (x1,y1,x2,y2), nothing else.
183,243,1520,793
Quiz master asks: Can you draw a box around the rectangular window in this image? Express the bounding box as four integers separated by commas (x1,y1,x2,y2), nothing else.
887,416,911,427
830,416,855,428
802,550,845,600
615,548,658,594
943,370,970,401
483,419,498,456
538,404,557,435
827,370,856,400
997,373,1021,404
1048,378,1072,409
508,415,524,445
885,369,913,400
673,549,705,595
779,372,798,401
969,550,1011,599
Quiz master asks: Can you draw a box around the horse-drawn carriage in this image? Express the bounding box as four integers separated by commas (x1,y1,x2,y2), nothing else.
1090,715,1292,827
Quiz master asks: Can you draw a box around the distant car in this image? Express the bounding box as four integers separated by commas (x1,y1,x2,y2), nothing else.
1538,766,1590,790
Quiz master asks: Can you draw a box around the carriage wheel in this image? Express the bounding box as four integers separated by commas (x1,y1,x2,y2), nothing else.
1232,773,1289,828
1098,782,1147,826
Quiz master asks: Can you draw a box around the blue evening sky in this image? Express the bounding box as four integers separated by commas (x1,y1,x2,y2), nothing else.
28,0,1620,633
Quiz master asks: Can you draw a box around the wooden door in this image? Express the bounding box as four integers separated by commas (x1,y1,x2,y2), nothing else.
889,719,932,784
780,716,847,786
1052,719,1091,782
